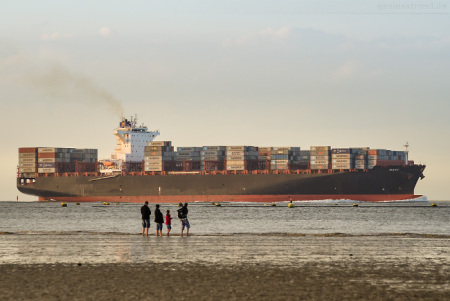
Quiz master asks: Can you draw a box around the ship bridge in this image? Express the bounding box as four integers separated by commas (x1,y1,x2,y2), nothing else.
111,115,160,162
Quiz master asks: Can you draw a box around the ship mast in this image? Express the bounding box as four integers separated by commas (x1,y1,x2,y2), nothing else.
403,141,409,165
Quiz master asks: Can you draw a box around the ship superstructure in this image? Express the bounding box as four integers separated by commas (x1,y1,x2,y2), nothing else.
111,115,160,162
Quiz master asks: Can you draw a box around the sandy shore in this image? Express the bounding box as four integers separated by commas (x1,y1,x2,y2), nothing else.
1,261,449,300
0,234,449,300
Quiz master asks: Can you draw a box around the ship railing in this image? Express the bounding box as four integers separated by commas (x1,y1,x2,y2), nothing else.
27,166,398,178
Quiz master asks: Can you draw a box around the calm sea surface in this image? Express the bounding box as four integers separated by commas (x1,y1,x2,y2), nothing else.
0,200,449,265
0,200,448,235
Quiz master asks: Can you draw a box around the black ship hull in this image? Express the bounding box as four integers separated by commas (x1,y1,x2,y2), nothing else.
17,165,426,203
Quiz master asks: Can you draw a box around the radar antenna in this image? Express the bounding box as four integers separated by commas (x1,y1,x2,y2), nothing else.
403,141,409,165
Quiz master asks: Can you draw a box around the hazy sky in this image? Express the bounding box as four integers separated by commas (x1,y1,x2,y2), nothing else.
1,1,449,200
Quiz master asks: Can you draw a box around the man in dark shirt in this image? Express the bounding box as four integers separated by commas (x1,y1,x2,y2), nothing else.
154,204,164,237
180,203,190,237
141,201,151,236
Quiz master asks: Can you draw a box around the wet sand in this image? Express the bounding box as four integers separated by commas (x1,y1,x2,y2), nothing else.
1,261,448,300
0,234,449,300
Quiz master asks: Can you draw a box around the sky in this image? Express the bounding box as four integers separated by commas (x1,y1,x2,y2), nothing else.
1,0,449,201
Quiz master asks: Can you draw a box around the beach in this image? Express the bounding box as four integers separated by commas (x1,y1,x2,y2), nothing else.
1,261,448,301
1,233,449,300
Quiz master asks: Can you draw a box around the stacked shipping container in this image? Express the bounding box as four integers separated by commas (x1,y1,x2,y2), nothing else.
270,147,290,170
294,150,310,169
18,148,38,175
201,146,226,171
18,147,99,175
38,148,70,173
69,149,98,163
257,147,271,170
310,146,331,170
367,149,406,169
226,146,258,171
175,146,202,171
19,144,410,175
269,147,300,170
176,147,202,161
144,141,174,172
331,148,354,170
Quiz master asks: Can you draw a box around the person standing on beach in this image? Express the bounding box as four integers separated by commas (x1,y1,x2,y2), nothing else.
154,204,164,237
165,210,172,236
141,201,151,236
178,203,190,237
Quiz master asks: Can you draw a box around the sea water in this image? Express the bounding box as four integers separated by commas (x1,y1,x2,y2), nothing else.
0,200,448,235
0,200,448,265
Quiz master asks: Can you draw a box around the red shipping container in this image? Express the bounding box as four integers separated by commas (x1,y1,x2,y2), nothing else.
38,153,56,158
19,147,38,153
375,160,404,167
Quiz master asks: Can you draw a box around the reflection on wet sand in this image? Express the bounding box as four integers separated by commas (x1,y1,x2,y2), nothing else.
1,233,448,266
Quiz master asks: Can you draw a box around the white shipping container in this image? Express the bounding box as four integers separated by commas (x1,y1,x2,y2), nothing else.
145,161,163,166
145,167,163,171
332,159,351,164
38,148,56,153
145,156,163,161
311,160,329,165
332,154,352,159
332,164,352,169
39,158,56,163
227,146,246,151
227,166,245,171
19,157,36,163
19,168,36,173
19,153,37,158
226,151,244,156
38,168,56,173
227,156,245,161
311,146,331,151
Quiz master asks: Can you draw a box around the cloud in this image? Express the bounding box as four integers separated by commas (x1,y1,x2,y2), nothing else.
99,27,113,37
260,27,291,39
40,32,72,41
334,60,360,80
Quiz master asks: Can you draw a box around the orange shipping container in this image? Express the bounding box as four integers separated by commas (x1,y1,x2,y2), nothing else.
19,148,38,153
38,153,56,158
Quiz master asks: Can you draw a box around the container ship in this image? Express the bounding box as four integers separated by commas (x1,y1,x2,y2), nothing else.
17,116,426,203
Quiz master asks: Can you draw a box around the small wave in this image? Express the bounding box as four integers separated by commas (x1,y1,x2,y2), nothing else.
0,231,139,236
1,231,448,239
